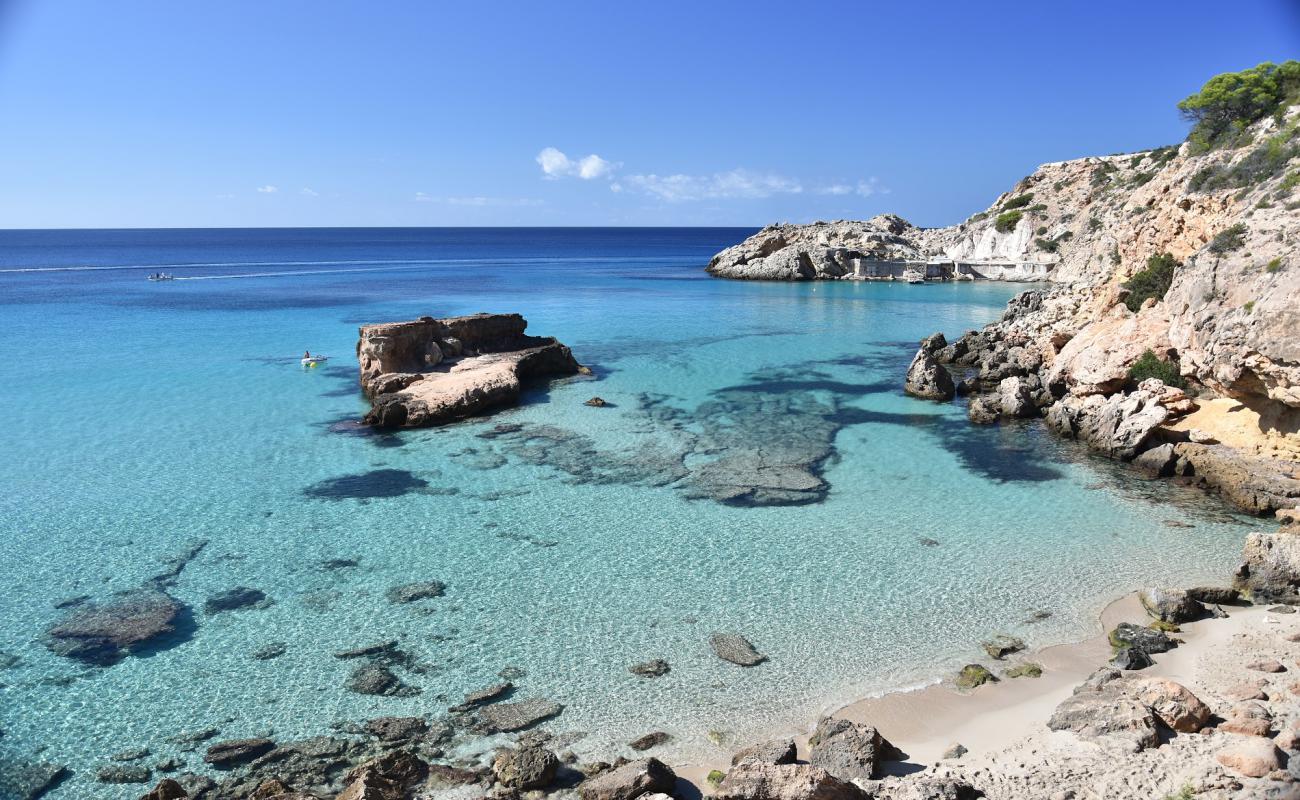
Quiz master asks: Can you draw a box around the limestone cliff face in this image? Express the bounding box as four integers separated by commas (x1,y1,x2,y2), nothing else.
708,109,1300,417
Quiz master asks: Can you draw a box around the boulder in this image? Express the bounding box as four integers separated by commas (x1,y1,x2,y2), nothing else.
1110,647,1154,671
337,751,428,800
1246,658,1286,673
578,758,676,800
807,718,896,782
955,664,996,689
492,746,559,790
203,738,275,768
1138,588,1203,623
1216,737,1282,778
997,376,1035,418
140,779,188,800
714,761,868,800
44,590,185,666
452,681,513,710
345,663,418,697
1108,622,1174,655
904,349,955,401
731,739,798,767
1048,682,1159,751
1172,445,1300,515
359,314,582,428
710,633,767,666
981,634,1026,660
1234,526,1300,600
1219,702,1273,737
1132,678,1211,732
966,396,999,425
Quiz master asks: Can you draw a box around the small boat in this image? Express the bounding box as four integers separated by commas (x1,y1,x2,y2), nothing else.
902,269,926,284
301,356,329,367
147,273,175,281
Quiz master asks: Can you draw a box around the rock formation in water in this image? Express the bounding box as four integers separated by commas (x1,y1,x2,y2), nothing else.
708,68,1300,517
357,313,582,428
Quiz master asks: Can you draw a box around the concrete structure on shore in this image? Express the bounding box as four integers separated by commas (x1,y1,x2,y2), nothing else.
847,258,1055,282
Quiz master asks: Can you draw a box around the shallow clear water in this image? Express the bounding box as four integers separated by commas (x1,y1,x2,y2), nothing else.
0,228,1259,797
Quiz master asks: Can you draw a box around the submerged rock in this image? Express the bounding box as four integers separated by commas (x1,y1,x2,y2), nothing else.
44,590,185,666
364,716,428,742
251,642,287,661
628,659,670,678
203,587,269,614
97,764,151,784
203,738,275,768
477,698,563,732
451,681,513,710
385,581,446,603
629,732,671,751
710,633,767,666
0,760,68,800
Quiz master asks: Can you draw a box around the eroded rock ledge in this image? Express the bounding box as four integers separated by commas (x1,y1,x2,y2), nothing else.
357,313,582,428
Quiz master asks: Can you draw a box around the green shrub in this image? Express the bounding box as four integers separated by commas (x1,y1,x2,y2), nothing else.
1257,199,1274,209
1208,223,1248,254
1087,216,1102,232
994,210,1023,233
968,211,988,223
1130,171,1155,187
1091,162,1118,187
1151,145,1180,165
1129,349,1185,388
1180,61,1300,150
1244,300,1256,312
1267,257,1283,272
1279,170,1300,194
1002,193,1034,210
1035,225,1048,235
1035,237,1060,253
1026,203,1048,213
1122,252,1179,311
1187,126,1299,193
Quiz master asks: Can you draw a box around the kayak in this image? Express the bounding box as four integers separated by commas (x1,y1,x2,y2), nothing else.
301,356,329,367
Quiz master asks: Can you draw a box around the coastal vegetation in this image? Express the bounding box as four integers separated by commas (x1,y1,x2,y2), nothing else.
1127,349,1185,389
1001,193,1034,210
1208,223,1248,254
1179,60,1300,150
994,209,1023,233
1122,252,1179,311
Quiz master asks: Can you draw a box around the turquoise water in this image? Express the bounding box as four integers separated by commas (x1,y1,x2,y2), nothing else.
0,228,1258,797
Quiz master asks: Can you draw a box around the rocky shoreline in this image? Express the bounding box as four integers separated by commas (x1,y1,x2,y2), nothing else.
17,524,1293,800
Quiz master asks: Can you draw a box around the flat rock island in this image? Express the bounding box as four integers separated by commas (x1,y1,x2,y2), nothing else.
357,313,582,427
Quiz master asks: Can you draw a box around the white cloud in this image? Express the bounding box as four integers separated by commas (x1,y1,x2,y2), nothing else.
255,185,278,193
414,192,542,207
300,187,319,197
618,169,803,202
536,147,615,180
815,178,885,197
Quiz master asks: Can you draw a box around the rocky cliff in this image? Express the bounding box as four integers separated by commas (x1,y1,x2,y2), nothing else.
357,314,582,427
708,94,1300,515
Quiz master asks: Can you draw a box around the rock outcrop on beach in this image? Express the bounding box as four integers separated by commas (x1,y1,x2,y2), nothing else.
357,313,582,428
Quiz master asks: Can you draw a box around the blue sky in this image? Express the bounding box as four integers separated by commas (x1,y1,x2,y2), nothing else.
0,0,1296,229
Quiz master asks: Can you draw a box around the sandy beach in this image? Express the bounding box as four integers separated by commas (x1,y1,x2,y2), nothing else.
681,593,1300,799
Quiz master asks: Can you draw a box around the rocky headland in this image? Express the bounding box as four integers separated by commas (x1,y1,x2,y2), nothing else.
712,68,1300,521
357,313,583,428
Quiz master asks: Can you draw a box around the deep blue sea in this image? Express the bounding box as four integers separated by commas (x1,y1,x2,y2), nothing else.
0,228,1259,797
